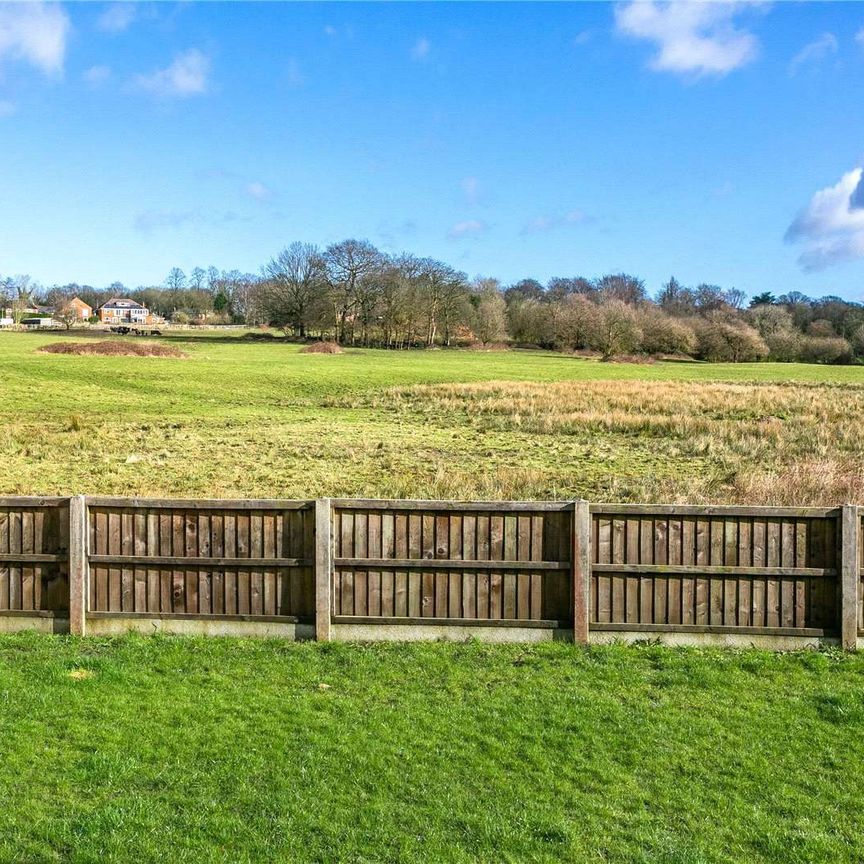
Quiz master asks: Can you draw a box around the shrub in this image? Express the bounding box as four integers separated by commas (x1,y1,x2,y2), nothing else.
552,295,600,351
587,300,643,359
637,309,696,356
797,336,853,365
694,317,768,362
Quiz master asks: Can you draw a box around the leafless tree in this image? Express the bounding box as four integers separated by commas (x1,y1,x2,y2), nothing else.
261,243,326,336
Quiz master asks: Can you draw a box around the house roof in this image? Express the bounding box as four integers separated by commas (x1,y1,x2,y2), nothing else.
99,298,146,310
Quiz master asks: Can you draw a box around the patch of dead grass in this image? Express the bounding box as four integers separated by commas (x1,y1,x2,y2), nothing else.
39,341,186,358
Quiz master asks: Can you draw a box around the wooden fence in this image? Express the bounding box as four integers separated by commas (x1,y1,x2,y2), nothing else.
0,498,69,631
0,496,861,648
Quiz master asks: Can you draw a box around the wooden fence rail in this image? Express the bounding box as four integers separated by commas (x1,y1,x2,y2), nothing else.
0,496,861,648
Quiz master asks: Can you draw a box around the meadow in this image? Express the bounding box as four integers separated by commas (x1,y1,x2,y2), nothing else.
3,329,864,504
2,634,864,864
4,331,864,863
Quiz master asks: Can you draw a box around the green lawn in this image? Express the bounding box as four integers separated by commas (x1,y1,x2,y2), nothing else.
1,635,863,863
4,329,864,501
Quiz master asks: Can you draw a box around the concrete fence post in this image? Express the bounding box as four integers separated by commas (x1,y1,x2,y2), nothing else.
315,498,333,642
68,495,88,637
840,504,859,651
573,499,591,645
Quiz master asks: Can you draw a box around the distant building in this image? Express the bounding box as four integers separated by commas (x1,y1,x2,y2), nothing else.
64,297,93,320
96,298,150,324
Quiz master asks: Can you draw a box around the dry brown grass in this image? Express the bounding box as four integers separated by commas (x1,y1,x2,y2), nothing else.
300,341,344,354
355,379,864,505
39,340,186,358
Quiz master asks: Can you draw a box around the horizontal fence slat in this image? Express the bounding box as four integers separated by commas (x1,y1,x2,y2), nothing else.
86,497,313,510
331,615,566,629
592,563,837,579
0,553,65,564
592,622,830,637
591,504,841,518
87,611,308,623
332,499,572,512
0,497,69,507
89,555,311,568
334,557,569,571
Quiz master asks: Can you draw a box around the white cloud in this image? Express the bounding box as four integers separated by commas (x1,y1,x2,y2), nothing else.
285,57,304,88
856,28,864,47
573,30,594,46
462,176,480,205
0,1,70,75
789,32,838,74
521,210,590,236
411,37,431,61
134,49,210,98
97,3,137,34
134,208,238,233
0,100,15,117
324,25,337,37
448,219,487,240
246,182,271,201
83,64,111,85
615,1,759,77
786,168,864,270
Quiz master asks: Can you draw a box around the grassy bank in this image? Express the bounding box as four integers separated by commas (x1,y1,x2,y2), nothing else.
0,635,862,863
4,331,864,502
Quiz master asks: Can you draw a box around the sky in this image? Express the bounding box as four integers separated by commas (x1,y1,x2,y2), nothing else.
1,1,864,299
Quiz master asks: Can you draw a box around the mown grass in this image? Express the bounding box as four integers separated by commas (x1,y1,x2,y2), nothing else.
0,635,863,864
4,331,864,502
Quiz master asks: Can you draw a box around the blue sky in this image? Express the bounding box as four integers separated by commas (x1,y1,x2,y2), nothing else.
1,1,864,298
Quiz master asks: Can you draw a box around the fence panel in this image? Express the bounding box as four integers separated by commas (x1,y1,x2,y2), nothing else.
86,498,315,619
331,500,573,625
590,505,839,634
0,498,69,615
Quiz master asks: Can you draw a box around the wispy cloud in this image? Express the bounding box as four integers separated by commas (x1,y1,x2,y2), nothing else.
97,3,137,34
285,57,304,88
378,218,418,244
411,37,431,62
785,167,864,271
0,100,16,118
448,219,487,240
462,176,480,206
789,33,838,74
573,30,594,46
245,181,271,202
615,1,760,78
856,28,864,47
134,208,238,234
134,48,210,98
520,210,591,236
0,1,70,75
83,64,111,85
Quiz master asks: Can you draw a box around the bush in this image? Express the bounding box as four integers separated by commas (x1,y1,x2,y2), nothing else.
552,295,600,351
798,336,853,365
694,317,768,362
637,309,696,356
587,300,642,359
764,329,802,362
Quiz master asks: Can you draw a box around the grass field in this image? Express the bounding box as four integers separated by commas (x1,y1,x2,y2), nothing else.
0,635,862,863
3,330,864,503
4,333,864,863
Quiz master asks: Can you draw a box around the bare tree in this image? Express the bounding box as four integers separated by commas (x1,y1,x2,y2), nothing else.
324,239,383,344
261,243,326,337
471,281,508,345
54,298,83,330
189,267,207,291
165,268,186,291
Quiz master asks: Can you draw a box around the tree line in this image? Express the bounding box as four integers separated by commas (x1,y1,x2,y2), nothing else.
3,239,864,363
